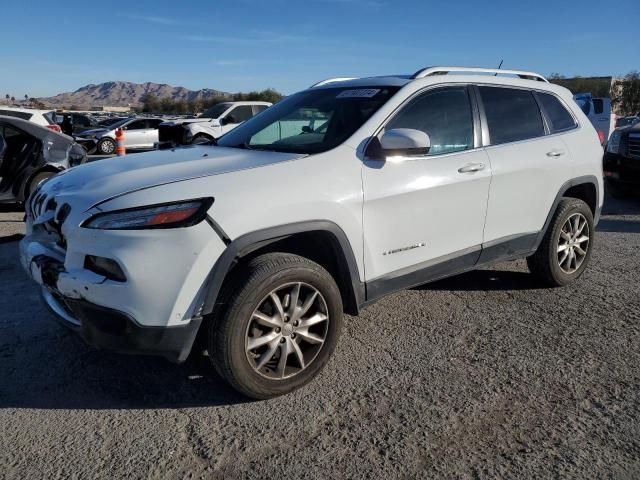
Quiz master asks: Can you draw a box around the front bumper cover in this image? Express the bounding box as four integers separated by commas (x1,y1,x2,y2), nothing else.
31,254,201,363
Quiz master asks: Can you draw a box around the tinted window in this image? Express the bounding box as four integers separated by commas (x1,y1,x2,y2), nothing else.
479,87,545,145
146,119,163,128
536,92,576,133
386,87,474,155
226,106,254,123
126,120,147,130
254,105,269,114
593,99,604,115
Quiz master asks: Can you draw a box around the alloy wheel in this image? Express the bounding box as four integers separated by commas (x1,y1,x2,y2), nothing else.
557,213,590,274
245,282,329,380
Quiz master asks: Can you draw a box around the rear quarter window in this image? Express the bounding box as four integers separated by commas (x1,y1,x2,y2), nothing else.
479,86,545,145
536,92,577,133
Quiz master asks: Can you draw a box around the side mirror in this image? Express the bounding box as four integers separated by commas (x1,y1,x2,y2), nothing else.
379,129,430,156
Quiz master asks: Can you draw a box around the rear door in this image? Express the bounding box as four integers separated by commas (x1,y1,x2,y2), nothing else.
122,119,149,148
478,86,574,249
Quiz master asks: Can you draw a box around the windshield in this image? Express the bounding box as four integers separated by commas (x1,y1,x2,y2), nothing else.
200,103,232,119
107,118,131,130
217,87,399,154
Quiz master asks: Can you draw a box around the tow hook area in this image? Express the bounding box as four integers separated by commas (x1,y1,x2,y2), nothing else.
32,255,65,290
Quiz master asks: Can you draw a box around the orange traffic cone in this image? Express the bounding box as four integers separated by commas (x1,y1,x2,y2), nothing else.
115,128,125,156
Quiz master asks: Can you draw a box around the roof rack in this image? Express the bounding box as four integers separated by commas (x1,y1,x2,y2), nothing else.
310,77,358,88
411,66,548,83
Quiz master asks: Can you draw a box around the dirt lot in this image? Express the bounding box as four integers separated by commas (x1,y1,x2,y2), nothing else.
1,195,639,479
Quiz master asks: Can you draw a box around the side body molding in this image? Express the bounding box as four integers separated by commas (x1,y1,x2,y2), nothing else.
201,220,365,316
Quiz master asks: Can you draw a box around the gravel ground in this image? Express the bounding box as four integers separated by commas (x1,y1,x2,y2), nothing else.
1,194,639,479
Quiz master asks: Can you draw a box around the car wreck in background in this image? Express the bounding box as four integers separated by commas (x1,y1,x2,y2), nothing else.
0,116,86,204
157,101,271,148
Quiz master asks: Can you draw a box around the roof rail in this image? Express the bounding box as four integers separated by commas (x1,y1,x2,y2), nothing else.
310,77,358,88
411,66,548,83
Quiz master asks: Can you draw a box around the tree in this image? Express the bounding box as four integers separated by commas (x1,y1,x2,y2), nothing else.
24,94,28,101
141,93,160,113
612,71,640,117
4,94,8,104
10,96,15,102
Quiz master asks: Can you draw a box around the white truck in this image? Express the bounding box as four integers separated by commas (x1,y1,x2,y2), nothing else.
573,93,616,144
157,101,271,147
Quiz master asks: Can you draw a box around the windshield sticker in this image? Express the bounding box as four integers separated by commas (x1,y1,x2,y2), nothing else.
336,89,380,99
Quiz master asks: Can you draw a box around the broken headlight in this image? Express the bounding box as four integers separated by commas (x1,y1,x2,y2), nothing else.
82,198,213,230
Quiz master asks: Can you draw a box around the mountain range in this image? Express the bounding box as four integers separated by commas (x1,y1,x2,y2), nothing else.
41,81,230,108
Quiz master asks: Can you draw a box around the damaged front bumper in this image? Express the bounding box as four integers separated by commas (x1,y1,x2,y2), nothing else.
20,249,201,363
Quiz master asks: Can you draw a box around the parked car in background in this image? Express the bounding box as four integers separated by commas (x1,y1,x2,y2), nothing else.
604,121,640,195
158,101,271,147
573,93,616,144
53,112,101,135
0,116,86,204
615,116,639,129
98,116,128,128
0,106,62,133
19,66,603,399
78,117,165,154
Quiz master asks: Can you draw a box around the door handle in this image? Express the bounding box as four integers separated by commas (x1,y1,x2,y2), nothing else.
458,163,485,173
546,150,565,158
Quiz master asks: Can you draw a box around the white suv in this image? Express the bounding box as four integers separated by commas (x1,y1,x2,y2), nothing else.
20,67,603,398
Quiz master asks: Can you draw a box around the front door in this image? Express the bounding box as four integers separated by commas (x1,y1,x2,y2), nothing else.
362,86,491,286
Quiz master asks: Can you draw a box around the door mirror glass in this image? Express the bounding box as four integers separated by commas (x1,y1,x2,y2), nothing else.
379,128,430,156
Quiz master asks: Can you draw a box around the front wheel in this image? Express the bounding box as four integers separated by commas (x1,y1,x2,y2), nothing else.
208,253,343,399
527,198,594,287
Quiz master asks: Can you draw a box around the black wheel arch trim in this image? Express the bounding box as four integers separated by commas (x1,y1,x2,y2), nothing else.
533,175,601,252
201,220,365,317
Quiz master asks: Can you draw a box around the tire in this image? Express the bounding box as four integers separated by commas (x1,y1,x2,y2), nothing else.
209,252,343,399
97,137,116,155
26,172,54,199
191,133,214,145
527,198,594,287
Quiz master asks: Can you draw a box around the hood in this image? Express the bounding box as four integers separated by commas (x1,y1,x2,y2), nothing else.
38,145,304,211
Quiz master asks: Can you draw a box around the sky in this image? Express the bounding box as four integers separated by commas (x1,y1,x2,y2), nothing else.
1,0,638,98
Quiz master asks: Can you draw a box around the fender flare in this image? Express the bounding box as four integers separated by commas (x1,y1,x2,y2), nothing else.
201,220,365,316
533,174,601,251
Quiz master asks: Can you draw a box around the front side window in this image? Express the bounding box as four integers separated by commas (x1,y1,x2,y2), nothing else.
385,87,474,155
217,86,399,154
536,92,577,133
226,106,253,124
479,86,545,145
200,103,232,119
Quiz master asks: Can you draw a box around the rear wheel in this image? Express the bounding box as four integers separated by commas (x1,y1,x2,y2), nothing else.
208,253,343,399
527,198,594,287
97,137,116,155
26,172,54,200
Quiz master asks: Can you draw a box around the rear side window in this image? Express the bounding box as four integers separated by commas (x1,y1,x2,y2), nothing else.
479,87,545,145
536,92,577,133
386,86,474,155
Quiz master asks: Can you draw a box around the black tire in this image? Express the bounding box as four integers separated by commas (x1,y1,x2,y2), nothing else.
191,133,214,145
208,252,343,399
26,172,54,200
527,198,594,287
97,137,116,155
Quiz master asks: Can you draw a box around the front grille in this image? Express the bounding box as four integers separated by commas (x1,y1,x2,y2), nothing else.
628,134,640,159
28,189,69,251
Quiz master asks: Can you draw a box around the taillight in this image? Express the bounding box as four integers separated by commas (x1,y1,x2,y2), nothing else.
47,124,62,133
597,130,605,145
